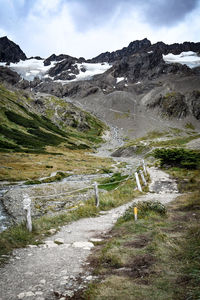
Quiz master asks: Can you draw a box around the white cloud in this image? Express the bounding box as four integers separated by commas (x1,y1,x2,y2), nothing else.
0,0,200,59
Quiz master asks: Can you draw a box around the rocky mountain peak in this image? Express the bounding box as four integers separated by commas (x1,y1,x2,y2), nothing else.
88,38,151,63
0,36,27,63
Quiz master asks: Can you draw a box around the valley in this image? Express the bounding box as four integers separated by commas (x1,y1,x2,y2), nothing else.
0,36,200,299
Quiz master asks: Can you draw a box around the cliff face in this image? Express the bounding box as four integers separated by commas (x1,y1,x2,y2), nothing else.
0,36,27,63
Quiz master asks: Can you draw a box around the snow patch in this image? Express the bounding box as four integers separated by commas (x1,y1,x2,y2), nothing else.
163,51,200,68
0,59,111,83
0,59,56,81
54,62,111,84
116,77,124,84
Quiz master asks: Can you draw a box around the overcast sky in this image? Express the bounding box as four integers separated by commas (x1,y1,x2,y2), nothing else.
0,0,200,59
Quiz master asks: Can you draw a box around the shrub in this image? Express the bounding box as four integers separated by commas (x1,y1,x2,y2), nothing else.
137,200,167,217
154,148,200,169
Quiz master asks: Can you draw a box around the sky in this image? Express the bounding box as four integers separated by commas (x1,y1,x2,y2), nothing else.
0,0,200,59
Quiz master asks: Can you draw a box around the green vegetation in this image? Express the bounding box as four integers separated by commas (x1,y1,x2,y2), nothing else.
151,134,200,147
80,192,200,300
185,122,195,130
0,84,106,153
154,148,200,169
25,171,70,185
98,173,128,191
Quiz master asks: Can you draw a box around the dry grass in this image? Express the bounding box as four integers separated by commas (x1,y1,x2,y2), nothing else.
0,146,113,181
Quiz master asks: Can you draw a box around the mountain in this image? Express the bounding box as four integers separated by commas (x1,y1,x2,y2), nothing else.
0,37,200,139
0,36,26,63
89,38,200,63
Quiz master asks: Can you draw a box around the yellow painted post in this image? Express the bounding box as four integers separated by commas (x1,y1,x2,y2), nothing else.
134,207,138,221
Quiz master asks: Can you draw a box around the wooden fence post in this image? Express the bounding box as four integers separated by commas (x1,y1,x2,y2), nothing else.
94,182,99,207
135,172,142,192
139,170,147,186
23,194,32,232
142,160,147,176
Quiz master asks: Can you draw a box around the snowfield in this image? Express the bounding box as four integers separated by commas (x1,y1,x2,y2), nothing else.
0,59,56,81
163,51,200,68
0,59,111,82
54,62,111,84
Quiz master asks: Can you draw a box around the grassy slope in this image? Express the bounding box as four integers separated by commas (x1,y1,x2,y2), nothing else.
0,84,105,153
0,84,113,181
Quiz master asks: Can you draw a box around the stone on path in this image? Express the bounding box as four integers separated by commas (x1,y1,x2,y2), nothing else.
72,241,94,250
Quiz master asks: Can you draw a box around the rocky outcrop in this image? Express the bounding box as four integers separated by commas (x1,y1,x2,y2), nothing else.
107,50,192,83
44,54,85,66
112,145,150,157
89,38,151,63
189,90,200,120
149,41,200,55
0,66,21,84
89,39,200,63
35,80,100,98
0,36,26,63
48,57,80,80
147,92,189,118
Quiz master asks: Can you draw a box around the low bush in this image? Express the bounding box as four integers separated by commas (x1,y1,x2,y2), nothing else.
154,148,200,169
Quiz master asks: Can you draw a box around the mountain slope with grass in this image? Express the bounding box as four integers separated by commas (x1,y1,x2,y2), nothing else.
0,84,106,154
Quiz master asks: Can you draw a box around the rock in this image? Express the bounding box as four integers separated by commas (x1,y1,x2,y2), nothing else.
48,57,78,77
39,279,46,285
16,79,30,89
48,228,57,235
89,38,200,63
25,291,35,297
0,66,21,85
89,38,151,63
30,77,42,88
43,53,82,66
17,292,25,299
2,189,35,223
28,245,37,248
90,238,103,242
60,269,68,275
72,241,94,250
45,241,58,248
0,36,26,63
66,291,74,297
189,90,200,119
17,291,35,298
54,238,64,244
86,275,93,281
147,92,189,118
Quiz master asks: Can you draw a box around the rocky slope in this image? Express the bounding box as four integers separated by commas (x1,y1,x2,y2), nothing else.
0,37,200,140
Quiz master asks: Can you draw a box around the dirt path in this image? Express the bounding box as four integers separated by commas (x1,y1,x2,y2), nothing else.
0,167,180,300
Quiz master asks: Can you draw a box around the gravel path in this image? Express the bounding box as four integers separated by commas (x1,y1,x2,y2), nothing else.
0,167,180,300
